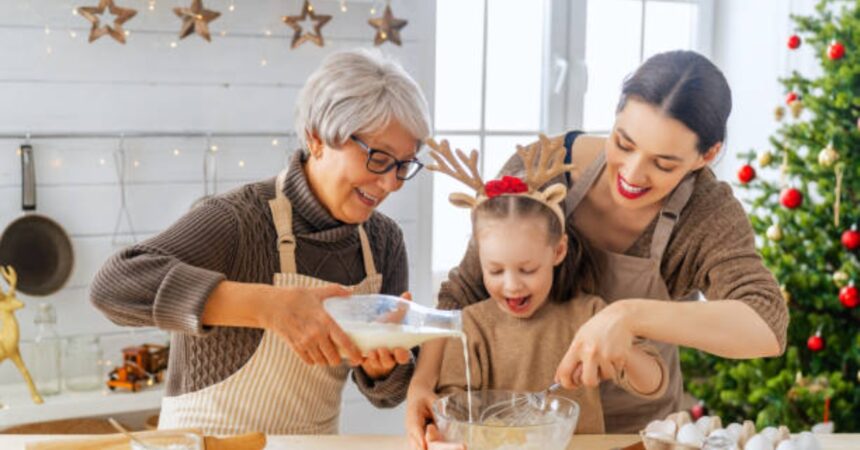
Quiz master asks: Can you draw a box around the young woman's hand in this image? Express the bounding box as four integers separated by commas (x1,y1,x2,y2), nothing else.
556,300,635,388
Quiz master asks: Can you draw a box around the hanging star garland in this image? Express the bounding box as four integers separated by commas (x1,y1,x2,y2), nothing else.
77,0,137,44
174,0,221,42
368,4,407,46
282,0,332,49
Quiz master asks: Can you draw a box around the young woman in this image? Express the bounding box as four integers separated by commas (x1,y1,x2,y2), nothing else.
408,50,787,448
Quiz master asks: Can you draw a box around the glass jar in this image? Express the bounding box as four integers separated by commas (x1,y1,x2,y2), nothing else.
63,335,103,391
30,303,61,396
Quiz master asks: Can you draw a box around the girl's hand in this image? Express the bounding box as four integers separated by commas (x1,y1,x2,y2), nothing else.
556,301,634,388
360,291,414,379
427,424,465,449
406,383,438,450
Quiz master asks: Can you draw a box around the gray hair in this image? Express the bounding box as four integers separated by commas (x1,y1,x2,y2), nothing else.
295,48,432,152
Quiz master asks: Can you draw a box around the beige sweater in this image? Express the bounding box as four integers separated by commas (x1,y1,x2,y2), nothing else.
436,295,668,434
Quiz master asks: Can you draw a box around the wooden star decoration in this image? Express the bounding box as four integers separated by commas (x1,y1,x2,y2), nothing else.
282,0,332,49
368,4,408,46
173,0,221,42
77,0,137,44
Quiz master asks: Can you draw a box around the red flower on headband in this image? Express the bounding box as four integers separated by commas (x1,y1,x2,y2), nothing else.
484,176,528,198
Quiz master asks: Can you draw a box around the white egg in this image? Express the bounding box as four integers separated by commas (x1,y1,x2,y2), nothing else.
710,428,738,443
696,416,713,434
645,431,674,442
761,427,779,443
645,419,676,438
795,432,821,450
726,423,744,442
776,439,798,450
703,433,739,450
677,423,706,447
744,434,774,450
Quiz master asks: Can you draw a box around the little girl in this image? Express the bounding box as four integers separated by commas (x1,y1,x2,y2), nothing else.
426,136,668,435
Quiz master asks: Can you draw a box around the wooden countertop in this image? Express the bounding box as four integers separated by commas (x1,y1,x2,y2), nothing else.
5,433,860,450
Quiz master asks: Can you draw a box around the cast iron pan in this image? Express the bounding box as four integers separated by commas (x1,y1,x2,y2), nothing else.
0,144,74,296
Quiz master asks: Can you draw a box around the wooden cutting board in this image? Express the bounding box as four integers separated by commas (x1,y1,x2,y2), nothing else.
25,429,265,450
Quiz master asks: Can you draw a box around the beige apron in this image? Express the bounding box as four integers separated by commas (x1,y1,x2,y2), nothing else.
566,150,695,433
158,170,383,435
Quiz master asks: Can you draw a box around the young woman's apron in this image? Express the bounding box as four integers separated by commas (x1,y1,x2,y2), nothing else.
158,170,383,435
565,141,695,433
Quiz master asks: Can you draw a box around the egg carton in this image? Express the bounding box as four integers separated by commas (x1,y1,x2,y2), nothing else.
640,411,821,450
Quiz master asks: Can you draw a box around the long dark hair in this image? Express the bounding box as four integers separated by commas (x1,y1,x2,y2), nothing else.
617,50,732,154
473,195,598,303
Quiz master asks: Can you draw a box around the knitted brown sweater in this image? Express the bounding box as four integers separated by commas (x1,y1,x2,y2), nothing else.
437,143,789,352
437,295,669,434
90,152,413,406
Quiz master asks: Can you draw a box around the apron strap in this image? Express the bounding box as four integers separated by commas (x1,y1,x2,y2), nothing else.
564,150,606,215
268,169,380,276
268,170,298,273
357,225,378,276
649,173,696,261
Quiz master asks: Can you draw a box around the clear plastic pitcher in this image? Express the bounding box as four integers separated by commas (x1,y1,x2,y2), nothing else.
324,294,463,354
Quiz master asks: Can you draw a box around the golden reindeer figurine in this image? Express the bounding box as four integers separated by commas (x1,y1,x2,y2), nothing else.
0,266,43,404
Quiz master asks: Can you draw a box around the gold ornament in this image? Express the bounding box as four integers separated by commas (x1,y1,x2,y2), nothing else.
780,285,791,303
857,369,860,383
174,0,221,41
774,106,786,121
282,0,332,49
818,143,839,167
0,267,43,404
766,224,783,241
790,100,804,118
77,0,137,44
758,151,774,167
368,4,408,46
833,270,850,288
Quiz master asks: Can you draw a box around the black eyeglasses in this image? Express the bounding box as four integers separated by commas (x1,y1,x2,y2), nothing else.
350,135,424,181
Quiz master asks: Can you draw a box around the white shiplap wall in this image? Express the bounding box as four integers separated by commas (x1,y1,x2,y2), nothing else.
0,0,435,434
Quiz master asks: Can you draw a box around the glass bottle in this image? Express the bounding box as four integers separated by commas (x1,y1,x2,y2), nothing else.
31,303,61,396
64,335,102,391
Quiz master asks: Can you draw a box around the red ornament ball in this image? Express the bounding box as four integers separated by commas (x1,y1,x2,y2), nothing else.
780,188,803,209
828,41,845,60
788,34,801,49
786,92,799,105
839,285,858,308
841,228,860,250
737,165,756,184
807,335,824,352
690,403,707,421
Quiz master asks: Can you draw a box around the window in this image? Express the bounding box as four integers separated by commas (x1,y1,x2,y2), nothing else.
581,0,714,132
431,0,712,293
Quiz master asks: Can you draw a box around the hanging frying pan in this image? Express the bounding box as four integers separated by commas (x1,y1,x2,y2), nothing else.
0,144,74,296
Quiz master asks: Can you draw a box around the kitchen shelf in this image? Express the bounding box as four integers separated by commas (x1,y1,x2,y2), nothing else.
0,382,164,429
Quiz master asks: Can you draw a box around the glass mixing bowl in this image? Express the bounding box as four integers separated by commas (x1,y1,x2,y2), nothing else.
432,390,580,450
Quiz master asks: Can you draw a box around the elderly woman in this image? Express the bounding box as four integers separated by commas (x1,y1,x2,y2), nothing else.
91,49,431,435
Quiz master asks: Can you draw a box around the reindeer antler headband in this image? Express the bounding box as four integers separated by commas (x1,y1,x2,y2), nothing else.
425,134,574,227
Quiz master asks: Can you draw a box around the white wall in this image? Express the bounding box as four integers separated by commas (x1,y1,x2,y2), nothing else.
0,0,435,434
710,0,820,185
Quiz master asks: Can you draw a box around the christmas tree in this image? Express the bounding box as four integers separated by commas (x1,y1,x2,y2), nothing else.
680,0,860,432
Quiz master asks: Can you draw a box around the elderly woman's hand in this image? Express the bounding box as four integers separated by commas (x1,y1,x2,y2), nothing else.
360,291,414,379
555,300,635,388
261,284,364,366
